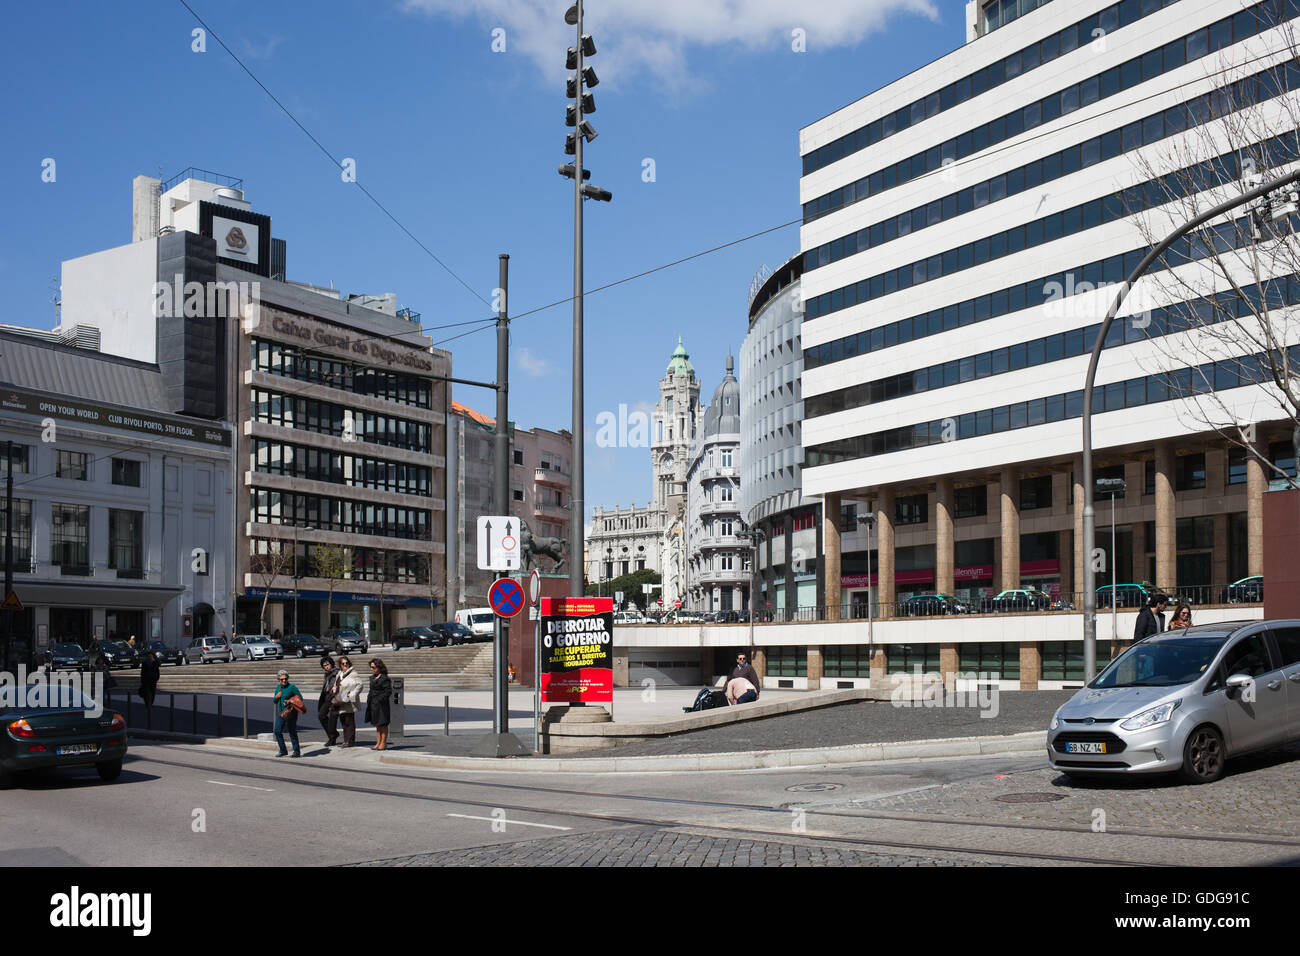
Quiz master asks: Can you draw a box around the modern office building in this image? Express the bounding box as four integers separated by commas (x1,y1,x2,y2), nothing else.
685,357,746,612
0,328,235,655
796,0,1299,684
737,255,846,619
58,171,449,640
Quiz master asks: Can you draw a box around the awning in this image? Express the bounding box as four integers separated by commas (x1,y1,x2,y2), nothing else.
14,580,186,608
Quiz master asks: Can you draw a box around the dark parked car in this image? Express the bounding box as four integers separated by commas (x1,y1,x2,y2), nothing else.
712,610,740,624
38,644,89,672
0,684,127,788
278,634,327,658
901,593,971,616
100,642,138,670
985,588,1053,613
1221,576,1264,604
432,622,475,646
324,628,368,654
146,642,183,666
392,626,440,650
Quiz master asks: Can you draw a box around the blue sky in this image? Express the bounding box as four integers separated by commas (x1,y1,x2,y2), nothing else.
2,0,964,521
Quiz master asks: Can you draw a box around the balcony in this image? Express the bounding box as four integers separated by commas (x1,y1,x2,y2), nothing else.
534,500,568,521
698,500,738,516
694,567,749,585
534,467,569,488
58,564,93,577
696,534,747,550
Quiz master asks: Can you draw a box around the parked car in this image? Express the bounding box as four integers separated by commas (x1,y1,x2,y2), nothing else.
613,611,647,625
1095,583,1154,609
38,643,89,672
735,610,751,623
183,636,233,665
146,641,183,666
1048,619,1300,783
231,635,283,661
1221,576,1264,604
0,684,127,788
392,626,441,650
985,587,1053,613
432,622,476,646
100,642,138,670
323,628,368,654
901,593,971,616
278,634,327,658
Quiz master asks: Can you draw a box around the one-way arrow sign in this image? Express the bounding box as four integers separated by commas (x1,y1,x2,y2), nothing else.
477,515,520,572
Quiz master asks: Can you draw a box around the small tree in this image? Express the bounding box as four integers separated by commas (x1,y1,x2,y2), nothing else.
313,543,354,629
250,539,293,634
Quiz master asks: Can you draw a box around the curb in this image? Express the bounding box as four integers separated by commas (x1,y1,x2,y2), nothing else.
128,728,1047,773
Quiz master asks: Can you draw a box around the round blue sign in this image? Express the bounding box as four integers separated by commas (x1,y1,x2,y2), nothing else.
489,578,525,618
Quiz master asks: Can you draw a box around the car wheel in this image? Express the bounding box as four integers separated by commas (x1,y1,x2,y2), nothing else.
96,759,123,782
1181,725,1226,784
297,649,304,658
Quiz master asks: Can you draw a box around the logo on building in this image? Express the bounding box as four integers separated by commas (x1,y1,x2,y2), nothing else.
225,226,248,252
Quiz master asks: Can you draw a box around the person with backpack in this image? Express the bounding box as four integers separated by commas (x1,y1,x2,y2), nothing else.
272,670,305,758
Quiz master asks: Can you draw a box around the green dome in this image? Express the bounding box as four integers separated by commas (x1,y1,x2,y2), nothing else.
666,336,694,375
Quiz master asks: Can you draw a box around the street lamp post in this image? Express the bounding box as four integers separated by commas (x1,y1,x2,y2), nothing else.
561,2,610,601
1081,166,1300,679
738,526,765,665
856,512,876,653
1095,477,1125,647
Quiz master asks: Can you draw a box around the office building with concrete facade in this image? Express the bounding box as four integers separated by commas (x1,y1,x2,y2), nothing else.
58,171,449,641
795,0,1296,686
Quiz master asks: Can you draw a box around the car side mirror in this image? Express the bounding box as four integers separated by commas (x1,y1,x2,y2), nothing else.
1225,673,1253,697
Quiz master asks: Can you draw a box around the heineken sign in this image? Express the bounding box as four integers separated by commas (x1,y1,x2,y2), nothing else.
0,385,232,447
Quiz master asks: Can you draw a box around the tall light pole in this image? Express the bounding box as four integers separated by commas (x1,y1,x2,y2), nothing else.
738,526,765,663
561,1,609,598
1082,166,1300,680
857,512,876,653
1096,477,1125,648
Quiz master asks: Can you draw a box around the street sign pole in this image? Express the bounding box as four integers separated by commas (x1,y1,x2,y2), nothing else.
4,441,13,673
530,568,541,753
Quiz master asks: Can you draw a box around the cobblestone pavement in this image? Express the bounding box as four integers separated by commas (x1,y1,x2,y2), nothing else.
560,691,1072,758
817,742,1300,841
348,825,1001,867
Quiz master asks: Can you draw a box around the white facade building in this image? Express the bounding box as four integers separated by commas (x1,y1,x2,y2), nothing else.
685,357,746,612
796,0,1298,680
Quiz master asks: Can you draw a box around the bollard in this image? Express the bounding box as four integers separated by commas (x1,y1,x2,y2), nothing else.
444,695,450,736
192,694,198,735
242,696,248,739
217,695,223,738
126,694,132,728
169,692,175,732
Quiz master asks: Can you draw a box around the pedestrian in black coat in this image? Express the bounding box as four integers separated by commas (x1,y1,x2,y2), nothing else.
318,656,340,747
727,652,761,700
138,653,161,727
366,658,392,750
1134,594,1169,641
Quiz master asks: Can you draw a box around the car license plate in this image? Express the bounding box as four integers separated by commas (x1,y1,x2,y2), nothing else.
57,744,97,755
1065,742,1107,754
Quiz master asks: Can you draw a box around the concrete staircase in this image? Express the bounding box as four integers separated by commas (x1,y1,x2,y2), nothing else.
111,644,496,692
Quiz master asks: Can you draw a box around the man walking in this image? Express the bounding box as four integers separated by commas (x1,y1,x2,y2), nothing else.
1134,593,1168,641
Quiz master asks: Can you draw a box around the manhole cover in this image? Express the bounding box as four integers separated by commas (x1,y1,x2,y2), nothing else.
995,792,1066,804
785,783,842,793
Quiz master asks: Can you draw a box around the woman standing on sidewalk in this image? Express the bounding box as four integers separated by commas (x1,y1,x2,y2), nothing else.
366,658,392,750
332,657,364,748
273,670,304,758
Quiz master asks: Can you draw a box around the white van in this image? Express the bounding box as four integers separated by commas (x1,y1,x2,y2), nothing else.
455,608,496,640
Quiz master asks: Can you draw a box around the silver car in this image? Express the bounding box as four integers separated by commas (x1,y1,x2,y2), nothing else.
1048,620,1300,783
183,636,233,665
230,635,284,661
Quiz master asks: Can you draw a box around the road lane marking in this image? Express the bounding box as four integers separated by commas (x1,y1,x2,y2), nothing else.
446,813,570,830
207,780,275,792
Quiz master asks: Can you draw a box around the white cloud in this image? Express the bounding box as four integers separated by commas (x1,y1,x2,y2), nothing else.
239,35,283,61
400,0,940,89
517,346,553,376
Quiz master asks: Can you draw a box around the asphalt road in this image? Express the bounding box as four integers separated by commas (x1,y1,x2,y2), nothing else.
3,737,1298,867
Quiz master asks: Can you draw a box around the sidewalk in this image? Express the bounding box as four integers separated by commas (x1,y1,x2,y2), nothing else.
132,687,1066,772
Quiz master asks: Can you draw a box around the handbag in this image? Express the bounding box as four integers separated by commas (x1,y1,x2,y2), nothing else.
289,693,306,714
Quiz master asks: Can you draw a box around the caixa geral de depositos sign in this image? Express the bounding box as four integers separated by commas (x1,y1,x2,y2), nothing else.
539,596,613,704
